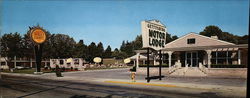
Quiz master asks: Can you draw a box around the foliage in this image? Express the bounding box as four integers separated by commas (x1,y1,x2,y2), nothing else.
103,45,112,58
119,34,178,59
1,25,246,65
73,40,87,58
96,42,104,57
129,66,136,72
139,64,169,67
200,25,248,44
207,64,247,68
0,32,23,60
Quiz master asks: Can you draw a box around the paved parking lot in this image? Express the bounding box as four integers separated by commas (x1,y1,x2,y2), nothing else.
0,68,247,98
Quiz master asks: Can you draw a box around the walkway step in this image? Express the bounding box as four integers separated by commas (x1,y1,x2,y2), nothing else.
170,67,207,77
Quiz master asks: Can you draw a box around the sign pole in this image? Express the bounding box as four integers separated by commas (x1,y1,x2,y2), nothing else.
29,26,47,74
35,44,43,72
147,48,150,83
159,50,162,80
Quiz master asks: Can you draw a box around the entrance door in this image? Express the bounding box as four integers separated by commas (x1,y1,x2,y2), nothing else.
186,52,198,67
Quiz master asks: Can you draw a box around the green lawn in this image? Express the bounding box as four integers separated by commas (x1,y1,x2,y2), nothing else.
102,58,123,65
1,66,130,74
85,66,129,71
1,69,53,74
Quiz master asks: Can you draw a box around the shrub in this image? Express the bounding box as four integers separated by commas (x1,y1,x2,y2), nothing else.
205,64,246,68
130,66,136,72
139,64,169,67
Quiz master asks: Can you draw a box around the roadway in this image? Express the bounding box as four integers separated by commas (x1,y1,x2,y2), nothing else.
0,68,247,98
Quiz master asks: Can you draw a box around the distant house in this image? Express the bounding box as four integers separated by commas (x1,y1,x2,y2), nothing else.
50,58,86,70
0,57,8,69
0,57,49,69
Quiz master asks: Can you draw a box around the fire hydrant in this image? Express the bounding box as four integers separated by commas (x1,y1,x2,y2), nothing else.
131,72,136,82
129,66,136,82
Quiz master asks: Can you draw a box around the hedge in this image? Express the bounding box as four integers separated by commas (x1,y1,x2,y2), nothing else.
130,66,136,72
205,64,247,68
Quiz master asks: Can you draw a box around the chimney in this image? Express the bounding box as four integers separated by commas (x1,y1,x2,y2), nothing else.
211,36,218,39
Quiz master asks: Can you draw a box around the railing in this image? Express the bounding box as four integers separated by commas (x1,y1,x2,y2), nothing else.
198,63,207,74
168,64,181,74
183,65,188,75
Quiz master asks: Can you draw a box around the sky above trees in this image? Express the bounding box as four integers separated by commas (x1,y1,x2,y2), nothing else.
1,0,249,49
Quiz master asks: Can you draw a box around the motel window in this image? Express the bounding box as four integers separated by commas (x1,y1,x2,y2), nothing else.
1,62,5,65
74,59,79,65
187,38,195,44
59,60,64,65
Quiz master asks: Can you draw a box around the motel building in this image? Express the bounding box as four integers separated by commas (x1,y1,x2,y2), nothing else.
130,20,248,77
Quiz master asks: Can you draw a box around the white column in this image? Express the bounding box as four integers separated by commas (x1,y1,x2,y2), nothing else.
167,51,173,70
133,60,136,66
215,51,218,64
153,54,156,65
206,50,212,68
45,61,47,67
226,51,229,65
14,56,17,68
238,50,241,65
185,52,187,67
30,59,33,68
136,52,140,68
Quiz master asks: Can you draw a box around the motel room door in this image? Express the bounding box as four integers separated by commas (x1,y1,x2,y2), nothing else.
186,52,198,67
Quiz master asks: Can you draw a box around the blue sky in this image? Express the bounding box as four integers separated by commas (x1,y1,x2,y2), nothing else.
1,0,249,49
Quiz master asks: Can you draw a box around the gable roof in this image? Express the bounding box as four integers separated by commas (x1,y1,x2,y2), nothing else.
164,33,235,49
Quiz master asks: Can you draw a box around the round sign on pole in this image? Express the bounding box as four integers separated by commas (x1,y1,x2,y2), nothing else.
30,28,47,44
93,57,102,63
124,58,131,64
66,58,73,63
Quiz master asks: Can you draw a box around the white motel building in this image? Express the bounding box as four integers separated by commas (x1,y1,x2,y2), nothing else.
130,20,248,77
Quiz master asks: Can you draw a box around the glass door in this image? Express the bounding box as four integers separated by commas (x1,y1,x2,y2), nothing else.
186,52,198,67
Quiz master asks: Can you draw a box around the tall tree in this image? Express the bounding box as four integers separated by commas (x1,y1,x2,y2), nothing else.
120,41,126,52
132,35,142,50
171,35,178,41
87,42,97,63
200,25,223,37
73,40,87,58
238,35,248,44
112,48,127,59
96,42,104,57
0,32,22,67
21,33,34,59
47,34,76,58
104,45,112,58
199,25,248,44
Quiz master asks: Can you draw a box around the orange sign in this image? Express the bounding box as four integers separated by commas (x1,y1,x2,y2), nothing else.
30,28,46,44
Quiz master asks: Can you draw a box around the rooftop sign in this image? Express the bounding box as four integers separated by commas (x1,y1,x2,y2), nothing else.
141,20,167,50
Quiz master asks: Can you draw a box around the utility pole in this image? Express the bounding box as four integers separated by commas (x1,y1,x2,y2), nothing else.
0,28,2,79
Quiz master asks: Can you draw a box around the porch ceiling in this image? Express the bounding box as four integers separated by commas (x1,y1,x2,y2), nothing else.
134,44,248,53
161,44,248,52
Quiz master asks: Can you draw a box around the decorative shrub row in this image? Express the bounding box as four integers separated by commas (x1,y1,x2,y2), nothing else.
139,64,169,67
51,67,78,72
130,66,136,72
205,64,247,68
